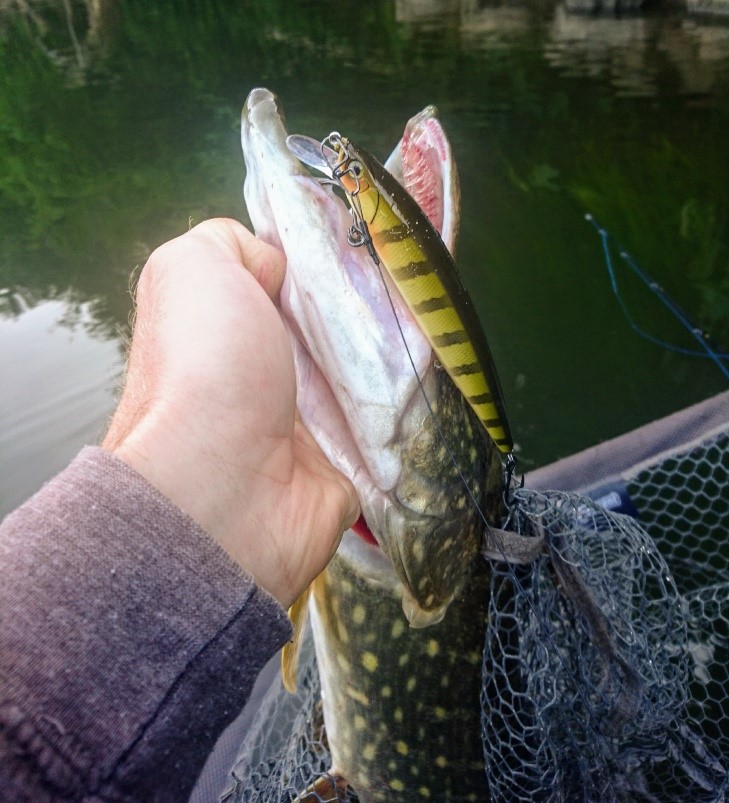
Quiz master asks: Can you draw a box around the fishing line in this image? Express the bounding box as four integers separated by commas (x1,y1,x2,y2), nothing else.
363,225,633,741
335,178,515,541
586,213,729,383
321,139,641,740
330,148,523,562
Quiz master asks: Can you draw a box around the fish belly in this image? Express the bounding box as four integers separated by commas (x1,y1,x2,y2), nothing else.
311,552,491,802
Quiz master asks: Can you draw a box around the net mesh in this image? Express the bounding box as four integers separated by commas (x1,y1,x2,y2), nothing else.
627,429,729,596
226,424,729,802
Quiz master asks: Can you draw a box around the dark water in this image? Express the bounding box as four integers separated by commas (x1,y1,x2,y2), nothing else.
1,0,728,515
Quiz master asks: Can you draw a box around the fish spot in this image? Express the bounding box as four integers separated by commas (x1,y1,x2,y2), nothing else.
396,741,409,756
340,580,353,594
391,619,405,639
469,446,478,462
352,604,366,624
390,780,405,792
467,651,481,666
337,621,349,643
336,655,351,673
345,686,369,707
419,787,431,798
426,639,440,657
411,541,424,562
398,653,409,667
410,765,419,776
440,675,450,688
388,760,398,771
354,715,367,731
434,706,446,719
362,743,377,761
417,726,426,741
406,677,417,692
424,594,435,607
381,685,392,698
361,652,378,672
435,755,448,768
394,707,403,723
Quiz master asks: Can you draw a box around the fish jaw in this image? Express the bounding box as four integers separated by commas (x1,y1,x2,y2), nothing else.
242,88,431,493
241,89,494,625
386,104,461,255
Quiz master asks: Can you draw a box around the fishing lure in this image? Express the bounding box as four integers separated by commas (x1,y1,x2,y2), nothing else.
290,131,514,457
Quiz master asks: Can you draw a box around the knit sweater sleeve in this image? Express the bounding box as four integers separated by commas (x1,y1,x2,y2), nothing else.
0,446,293,802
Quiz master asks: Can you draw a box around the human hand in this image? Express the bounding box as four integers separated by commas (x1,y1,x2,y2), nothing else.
102,218,360,609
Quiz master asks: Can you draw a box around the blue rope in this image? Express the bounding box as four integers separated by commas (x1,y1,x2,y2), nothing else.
585,213,729,383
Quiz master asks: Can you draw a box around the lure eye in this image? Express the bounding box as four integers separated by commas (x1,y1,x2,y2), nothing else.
350,161,363,177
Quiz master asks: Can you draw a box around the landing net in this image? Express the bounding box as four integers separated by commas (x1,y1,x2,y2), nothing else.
226,418,728,802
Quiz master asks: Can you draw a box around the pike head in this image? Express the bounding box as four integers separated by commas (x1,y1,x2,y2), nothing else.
241,88,504,627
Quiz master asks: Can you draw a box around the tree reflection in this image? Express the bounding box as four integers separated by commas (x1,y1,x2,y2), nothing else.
0,0,727,347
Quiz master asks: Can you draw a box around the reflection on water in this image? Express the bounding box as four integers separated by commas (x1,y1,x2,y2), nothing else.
546,6,729,97
546,7,659,95
398,1,729,99
0,294,123,516
0,0,727,509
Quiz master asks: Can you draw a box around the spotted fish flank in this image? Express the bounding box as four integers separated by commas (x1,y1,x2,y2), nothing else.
312,544,491,803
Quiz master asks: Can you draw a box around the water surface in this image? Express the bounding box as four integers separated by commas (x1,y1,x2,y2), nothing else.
1,0,727,515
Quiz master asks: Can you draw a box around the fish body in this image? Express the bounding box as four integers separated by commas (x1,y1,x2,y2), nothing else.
241,89,506,801
312,534,491,802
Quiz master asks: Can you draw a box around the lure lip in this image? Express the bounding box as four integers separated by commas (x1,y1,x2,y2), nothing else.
286,134,337,178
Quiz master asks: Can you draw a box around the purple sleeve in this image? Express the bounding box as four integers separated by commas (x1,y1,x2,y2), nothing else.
0,447,293,801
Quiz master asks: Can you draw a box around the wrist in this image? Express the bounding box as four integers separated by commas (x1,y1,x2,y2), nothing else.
102,405,259,586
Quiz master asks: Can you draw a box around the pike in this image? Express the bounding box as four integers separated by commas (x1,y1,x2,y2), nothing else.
241,89,521,802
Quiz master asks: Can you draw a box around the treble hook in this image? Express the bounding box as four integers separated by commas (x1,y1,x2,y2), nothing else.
321,131,350,178
321,132,364,194
346,199,379,266
320,131,379,265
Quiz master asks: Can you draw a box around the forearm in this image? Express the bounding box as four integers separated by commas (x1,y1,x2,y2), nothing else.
0,448,292,801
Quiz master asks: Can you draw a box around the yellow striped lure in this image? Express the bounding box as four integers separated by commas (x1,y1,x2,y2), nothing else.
290,130,513,457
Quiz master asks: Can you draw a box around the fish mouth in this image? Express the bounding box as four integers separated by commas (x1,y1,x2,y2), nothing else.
241,88,480,626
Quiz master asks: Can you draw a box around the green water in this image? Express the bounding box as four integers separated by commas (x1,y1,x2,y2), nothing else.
1,1,728,514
